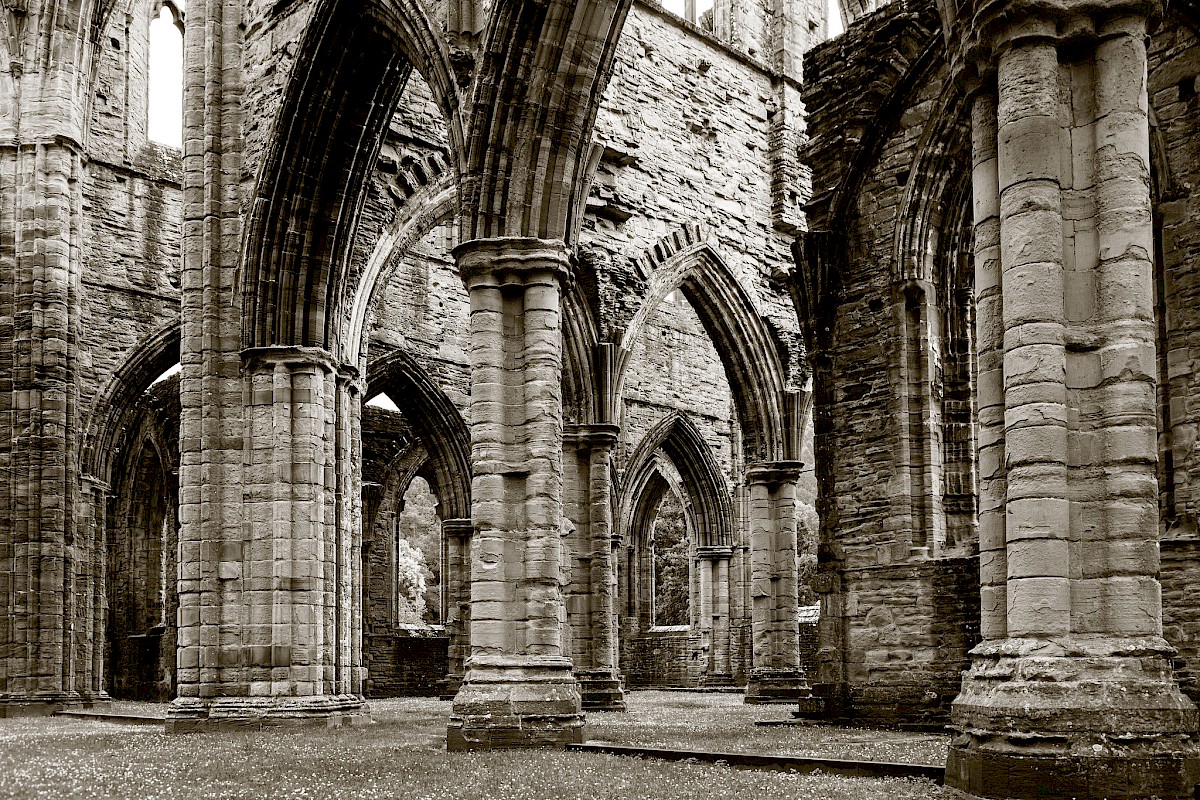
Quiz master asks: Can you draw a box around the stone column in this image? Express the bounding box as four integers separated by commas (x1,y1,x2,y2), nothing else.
564,423,626,711
743,461,819,710
167,348,368,731
947,10,1200,798
447,237,583,749
698,546,734,683
441,517,473,698
0,139,105,718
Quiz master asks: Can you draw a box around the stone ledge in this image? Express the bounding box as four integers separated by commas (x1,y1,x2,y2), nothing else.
568,742,945,782
164,695,371,734
0,694,111,719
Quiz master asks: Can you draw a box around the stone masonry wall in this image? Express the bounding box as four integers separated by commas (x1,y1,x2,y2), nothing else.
583,4,801,347
801,0,980,724
1150,15,1200,697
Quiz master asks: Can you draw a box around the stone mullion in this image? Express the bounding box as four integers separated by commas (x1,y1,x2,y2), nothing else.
970,89,1007,642
995,30,1072,638
448,237,583,749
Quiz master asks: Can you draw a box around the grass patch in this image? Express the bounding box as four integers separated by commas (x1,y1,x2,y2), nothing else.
589,691,950,766
0,695,949,799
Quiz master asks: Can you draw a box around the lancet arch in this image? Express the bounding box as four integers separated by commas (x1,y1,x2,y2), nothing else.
619,240,800,464
241,0,463,354
80,323,181,486
619,412,733,551
366,349,471,521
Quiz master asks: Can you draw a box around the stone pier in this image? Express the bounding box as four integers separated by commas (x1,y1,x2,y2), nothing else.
947,6,1200,797
565,423,626,711
744,461,820,710
167,348,369,732
447,238,584,749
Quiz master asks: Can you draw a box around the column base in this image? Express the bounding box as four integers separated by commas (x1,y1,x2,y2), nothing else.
164,694,371,734
440,672,464,701
744,667,824,712
947,637,1200,799
576,669,626,711
0,691,111,718
447,656,585,749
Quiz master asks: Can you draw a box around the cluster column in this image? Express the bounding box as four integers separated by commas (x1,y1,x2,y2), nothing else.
743,461,819,710
564,423,626,711
441,517,473,698
448,237,583,749
697,546,733,683
167,348,368,731
0,137,103,715
948,9,1200,798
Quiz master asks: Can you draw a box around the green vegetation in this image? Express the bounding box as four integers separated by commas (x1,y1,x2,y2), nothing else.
652,491,691,627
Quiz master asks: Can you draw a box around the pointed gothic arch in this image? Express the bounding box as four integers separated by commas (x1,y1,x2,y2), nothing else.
619,412,734,551
459,0,632,243
81,322,181,487
365,349,471,521
619,239,801,464
241,0,464,354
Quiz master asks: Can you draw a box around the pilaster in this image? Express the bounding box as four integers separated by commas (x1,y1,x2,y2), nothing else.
441,517,473,699
447,237,583,749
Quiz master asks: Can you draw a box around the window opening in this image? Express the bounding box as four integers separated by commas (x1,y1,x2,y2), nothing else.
651,489,690,627
148,1,185,148
395,476,443,626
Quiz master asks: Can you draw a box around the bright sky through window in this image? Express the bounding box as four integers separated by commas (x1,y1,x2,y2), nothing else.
148,1,184,148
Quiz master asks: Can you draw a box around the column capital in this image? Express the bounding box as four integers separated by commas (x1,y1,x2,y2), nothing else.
442,518,474,539
745,460,805,487
563,422,621,450
948,0,1160,86
453,236,572,289
696,545,734,561
240,345,338,374
336,362,366,395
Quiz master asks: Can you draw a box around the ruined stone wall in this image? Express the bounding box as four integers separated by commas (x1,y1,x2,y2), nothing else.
364,632,449,697
800,0,980,723
83,7,184,702
82,5,183,436
584,4,801,344
1150,15,1200,701
367,228,471,397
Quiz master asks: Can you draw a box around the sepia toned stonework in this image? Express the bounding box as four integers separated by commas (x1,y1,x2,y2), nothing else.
2,0,1200,795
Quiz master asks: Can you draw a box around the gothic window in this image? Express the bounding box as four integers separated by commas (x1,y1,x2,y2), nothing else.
395,476,444,626
651,489,690,628
148,1,184,148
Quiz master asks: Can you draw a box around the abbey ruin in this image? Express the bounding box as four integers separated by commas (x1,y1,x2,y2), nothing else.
1,0,1199,796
